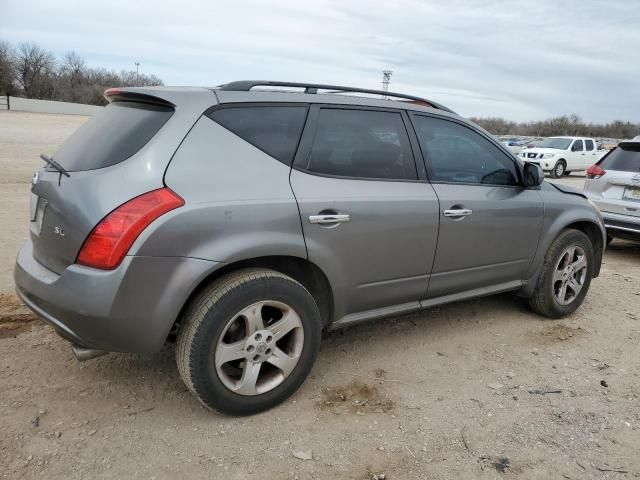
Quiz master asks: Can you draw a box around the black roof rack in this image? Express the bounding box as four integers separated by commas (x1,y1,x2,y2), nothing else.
218,80,454,113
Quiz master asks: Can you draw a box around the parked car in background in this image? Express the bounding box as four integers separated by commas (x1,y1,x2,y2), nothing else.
14,81,605,415
501,140,525,154
584,136,640,242
519,136,607,177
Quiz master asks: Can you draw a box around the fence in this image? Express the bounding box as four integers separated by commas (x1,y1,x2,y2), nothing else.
0,96,102,116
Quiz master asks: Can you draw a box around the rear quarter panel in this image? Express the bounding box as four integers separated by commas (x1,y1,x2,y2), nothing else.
136,116,307,263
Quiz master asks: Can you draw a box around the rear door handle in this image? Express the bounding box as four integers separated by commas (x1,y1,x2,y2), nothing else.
443,208,473,218
309,214,351,224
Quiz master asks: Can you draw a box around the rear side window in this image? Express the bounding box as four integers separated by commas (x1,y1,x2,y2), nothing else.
411,115,518,186
600,144,640,172
585,139,594,151
208,106,307,165
305,109,417,180
54,102,173,171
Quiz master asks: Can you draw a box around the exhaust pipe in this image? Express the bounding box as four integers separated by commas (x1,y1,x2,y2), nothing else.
72,344,107,361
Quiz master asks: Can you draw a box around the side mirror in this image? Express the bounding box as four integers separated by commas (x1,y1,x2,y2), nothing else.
523,162,544,188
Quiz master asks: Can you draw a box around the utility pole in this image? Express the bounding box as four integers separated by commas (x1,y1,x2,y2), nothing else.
381,70,392,99
134,62,140,87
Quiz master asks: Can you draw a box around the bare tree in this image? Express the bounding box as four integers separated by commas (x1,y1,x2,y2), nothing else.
0,40,15,95
471,114,640,140
14,42,56,98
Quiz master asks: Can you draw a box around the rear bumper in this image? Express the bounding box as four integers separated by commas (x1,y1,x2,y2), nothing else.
602,211,640,236
14,239,220,353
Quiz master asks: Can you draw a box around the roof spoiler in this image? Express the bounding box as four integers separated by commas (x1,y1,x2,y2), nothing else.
104,88,175,108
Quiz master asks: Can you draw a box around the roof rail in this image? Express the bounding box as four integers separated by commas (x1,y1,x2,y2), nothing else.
218,80,454,113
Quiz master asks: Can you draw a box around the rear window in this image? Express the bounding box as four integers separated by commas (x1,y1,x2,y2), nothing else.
54,102,173,171
600,144,640,172
207,106,308,165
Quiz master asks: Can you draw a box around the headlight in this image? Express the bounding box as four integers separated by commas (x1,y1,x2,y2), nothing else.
540,153,555,159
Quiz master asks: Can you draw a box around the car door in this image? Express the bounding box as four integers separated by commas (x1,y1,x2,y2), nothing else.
569,139,585,170
290,105,440,323
409,113,544,298
584,139,598,167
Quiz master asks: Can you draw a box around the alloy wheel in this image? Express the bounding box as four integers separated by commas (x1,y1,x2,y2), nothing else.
214,300,304,396
553,245,588,306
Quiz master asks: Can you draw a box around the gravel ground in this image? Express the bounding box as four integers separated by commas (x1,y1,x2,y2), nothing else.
1,111,639,479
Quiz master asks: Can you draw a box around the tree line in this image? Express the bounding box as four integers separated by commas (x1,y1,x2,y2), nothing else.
0,40,163,105
470,114,639,140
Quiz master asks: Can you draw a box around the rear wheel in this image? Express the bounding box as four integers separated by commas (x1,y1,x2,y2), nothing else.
176,268,322,415
528,229,593,318
550,160,566,178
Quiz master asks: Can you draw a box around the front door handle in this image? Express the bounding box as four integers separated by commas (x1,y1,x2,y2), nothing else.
443,208,473,218
309,214,351,224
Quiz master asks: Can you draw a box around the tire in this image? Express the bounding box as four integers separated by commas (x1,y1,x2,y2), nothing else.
550,160,566,178
176,268,322,415
528,229,594,318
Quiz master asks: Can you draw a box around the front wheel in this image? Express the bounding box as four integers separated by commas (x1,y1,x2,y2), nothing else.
550,160,566,178
528,229,594,318
176,268,322,415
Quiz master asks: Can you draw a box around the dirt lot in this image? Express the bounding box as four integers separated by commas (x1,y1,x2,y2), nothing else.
1,111,639,479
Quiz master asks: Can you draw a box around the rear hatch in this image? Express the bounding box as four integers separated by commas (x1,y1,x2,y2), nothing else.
30,93,176,274
588,142,640,217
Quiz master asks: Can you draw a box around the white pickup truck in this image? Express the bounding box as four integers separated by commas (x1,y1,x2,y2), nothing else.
518,136,607,178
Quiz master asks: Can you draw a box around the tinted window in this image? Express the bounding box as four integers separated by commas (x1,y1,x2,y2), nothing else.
585,139,594,151
412,115,519,186
600,144,640,172
305,109,417,180
572,140,584,152
208,106,307,165
54,102,173,171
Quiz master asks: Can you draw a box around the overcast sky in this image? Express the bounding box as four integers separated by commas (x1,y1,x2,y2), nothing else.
2,0,639,122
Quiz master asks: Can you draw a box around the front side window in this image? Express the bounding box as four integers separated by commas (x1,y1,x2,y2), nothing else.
572,140,584,152
208,106,308,165
305,109,417,180
411,115,519,186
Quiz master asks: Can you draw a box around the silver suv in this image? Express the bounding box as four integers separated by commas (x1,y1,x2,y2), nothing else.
584,137,640,242
15,81,605,415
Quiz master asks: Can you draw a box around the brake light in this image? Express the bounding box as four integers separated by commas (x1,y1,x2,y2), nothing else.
104,88,122,97
586,164,606,179
77,188,184,270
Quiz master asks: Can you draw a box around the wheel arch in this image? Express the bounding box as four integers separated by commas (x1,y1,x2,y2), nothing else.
520,216,604,297
564,220,604,277
170,255,335,340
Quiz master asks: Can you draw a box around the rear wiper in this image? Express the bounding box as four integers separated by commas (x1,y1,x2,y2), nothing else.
40,153,70,177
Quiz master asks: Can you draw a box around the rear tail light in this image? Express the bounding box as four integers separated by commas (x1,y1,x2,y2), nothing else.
77,188,184,270
586,164,606,179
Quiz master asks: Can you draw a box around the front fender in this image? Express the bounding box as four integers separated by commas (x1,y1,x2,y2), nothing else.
521,188,605,296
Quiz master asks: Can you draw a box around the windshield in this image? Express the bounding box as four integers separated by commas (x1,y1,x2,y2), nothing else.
539,138,572,150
